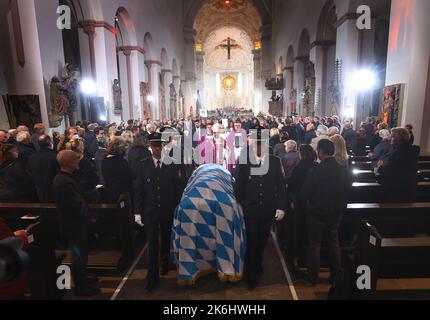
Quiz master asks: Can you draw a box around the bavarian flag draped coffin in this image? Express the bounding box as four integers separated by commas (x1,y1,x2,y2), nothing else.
173,164,246,285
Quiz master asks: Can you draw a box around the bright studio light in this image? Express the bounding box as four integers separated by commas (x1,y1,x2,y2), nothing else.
352,69,376,91
344,107,355,119
147,95,154,102
99,114,107,122
80,79,97,95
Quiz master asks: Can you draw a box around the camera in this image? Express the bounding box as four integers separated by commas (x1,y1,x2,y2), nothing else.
0,237,29,284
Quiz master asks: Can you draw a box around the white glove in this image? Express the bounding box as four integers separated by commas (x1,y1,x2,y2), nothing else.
134,215,144,227
275,210,286,221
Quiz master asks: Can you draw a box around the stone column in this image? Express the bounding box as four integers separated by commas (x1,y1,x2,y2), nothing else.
260,24,272,114
293,57,307,115
6,0,49,127
144,62,153,119
253,48,262,114
121,48,134,120
283,67,294,116
311,41,336,116
195,50,205,114
183,27,197,114
81,22,97,79
162,69,172,118
145,60,162,120
334,14,361,124
173,75,181,119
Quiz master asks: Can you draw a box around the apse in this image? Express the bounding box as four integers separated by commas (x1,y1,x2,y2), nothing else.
193,0,262,112
201,26,254,110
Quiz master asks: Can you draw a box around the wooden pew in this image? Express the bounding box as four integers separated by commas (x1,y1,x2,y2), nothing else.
353,221,430,298
351,169,430,183
0,194,135,299
350,155,430,163
350,182,430,203
287,202,430,272
351,161,430,171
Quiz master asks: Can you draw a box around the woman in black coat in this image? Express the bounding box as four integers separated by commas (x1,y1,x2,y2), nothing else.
286,145,318,273
102,137,133,203
66,138,99,202
0,144,37,202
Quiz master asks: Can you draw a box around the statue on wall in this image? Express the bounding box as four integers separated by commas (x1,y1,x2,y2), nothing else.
61,64,80,125
178,86,185,119
303,78,316,117
48,76,68,128
113,79,123,115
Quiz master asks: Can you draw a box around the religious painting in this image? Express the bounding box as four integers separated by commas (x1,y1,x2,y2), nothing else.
2,95,42,129
381,84,405,128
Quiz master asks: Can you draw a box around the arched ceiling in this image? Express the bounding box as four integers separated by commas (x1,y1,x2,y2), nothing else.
204,26,254,71
193,0,263,43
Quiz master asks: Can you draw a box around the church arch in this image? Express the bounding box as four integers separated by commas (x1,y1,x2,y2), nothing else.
115,7,138,47
297,29,311,58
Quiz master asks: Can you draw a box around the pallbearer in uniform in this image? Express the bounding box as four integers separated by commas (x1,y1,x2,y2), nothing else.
134,132,185,292
234,127,287,289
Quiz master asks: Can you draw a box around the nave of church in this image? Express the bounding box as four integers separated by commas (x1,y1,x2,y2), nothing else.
1,0,430,304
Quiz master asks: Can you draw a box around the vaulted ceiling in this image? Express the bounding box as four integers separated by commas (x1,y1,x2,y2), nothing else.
184,0,272,34
193,0,263,43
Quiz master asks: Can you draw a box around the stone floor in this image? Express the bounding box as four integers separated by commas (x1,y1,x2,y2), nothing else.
64,235,430,301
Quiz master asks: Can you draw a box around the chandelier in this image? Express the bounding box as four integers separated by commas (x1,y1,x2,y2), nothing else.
210,0,246,11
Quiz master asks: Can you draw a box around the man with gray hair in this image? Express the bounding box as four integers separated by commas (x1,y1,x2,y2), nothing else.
328,126,340,138
15,131,35,164
370,129,392,169
17,125,29,133
311,125,329,151
377,127,419,202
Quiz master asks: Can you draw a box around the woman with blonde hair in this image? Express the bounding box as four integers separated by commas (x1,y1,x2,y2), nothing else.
65,138,84,159
330,134,349,167
269,127,280,155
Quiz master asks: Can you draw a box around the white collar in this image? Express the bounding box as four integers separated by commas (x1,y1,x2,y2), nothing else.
152,156,163,168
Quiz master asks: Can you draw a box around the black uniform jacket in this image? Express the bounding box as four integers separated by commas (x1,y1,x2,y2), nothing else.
134,157,185,222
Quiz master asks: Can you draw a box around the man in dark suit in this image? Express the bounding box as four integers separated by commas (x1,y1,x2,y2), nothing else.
302,139,351,285
134,132,185,292
234,127,287,289
28,135,58,202
53,150,100,297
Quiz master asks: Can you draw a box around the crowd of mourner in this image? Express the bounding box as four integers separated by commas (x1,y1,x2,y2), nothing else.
0,113,420,297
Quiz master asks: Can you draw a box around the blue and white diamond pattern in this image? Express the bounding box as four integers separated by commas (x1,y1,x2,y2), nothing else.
173,164,246,284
